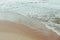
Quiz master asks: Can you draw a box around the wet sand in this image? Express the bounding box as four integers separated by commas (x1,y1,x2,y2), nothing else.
0,20,60,40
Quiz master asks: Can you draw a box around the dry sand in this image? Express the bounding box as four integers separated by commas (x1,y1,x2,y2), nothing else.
0,20,60,40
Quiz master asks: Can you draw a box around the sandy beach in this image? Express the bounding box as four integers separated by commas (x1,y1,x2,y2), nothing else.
0,20,59,40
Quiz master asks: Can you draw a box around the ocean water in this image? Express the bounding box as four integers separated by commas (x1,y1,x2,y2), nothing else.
0,0,60,36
